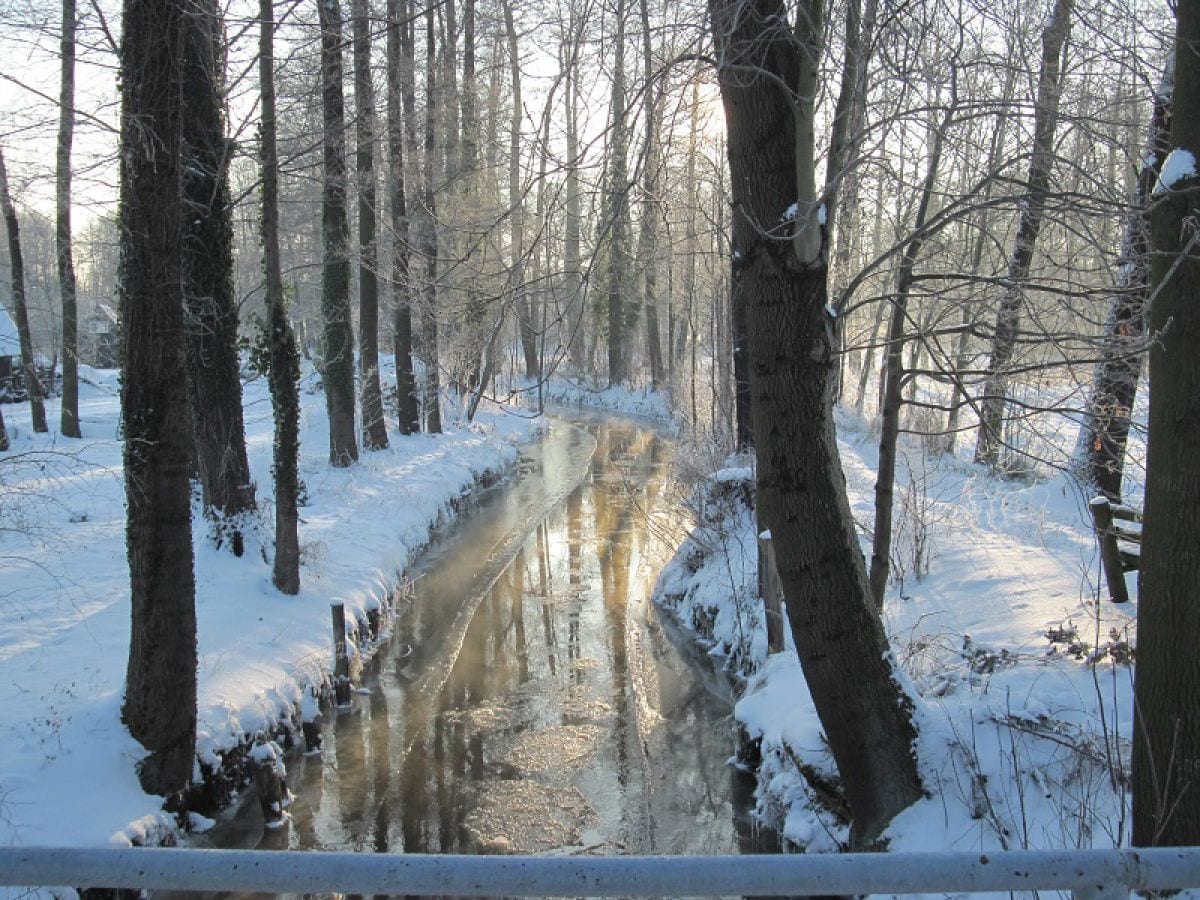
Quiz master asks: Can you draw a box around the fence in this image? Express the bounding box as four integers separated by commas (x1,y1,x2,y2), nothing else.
3,846,1200,897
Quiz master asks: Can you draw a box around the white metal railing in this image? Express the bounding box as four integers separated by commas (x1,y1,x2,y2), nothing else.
3,846,1200,897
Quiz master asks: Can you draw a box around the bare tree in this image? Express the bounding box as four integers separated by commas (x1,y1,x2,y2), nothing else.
354,0,389,450
119,0,197,796
319,0,360,465
182,0,256,553
388,0,420,434
711,0,922,845
974,0,1073,469
0,145,48,434
57,0,81,439
1076,64,1171,501
261,0,302,594
1133,0,1200,849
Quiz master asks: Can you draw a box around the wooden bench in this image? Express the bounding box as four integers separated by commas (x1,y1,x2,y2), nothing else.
1089,496,1142,604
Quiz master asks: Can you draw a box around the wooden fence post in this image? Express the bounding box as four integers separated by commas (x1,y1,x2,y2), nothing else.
331,602,352,706
758,532,786,654
1089,497,1130,604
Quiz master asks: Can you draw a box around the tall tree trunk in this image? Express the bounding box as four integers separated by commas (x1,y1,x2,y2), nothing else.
974,0,1072,469
712,0,922,846
637,0,664,390
944,26,1019,451
1076,66,1171,501
1133,0,1200,849
677,78,700,370
564,48,585,372
319,0,359,466
605,0,630,386
460,0,476,175
869,91,955,608
501,0,537,380
0,147,48,434
441,0,458,187
181,0,256,552
354,0,388,450
422,0,442,433
260,0,301,595
58,0,80,439
118,0,196,796
388,0,419,434
0,404,8,451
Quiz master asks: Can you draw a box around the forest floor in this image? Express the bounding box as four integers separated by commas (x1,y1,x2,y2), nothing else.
655,405,1141,856
0,360,539,849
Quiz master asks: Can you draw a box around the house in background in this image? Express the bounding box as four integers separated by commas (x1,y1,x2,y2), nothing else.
0,305,23,401
84,302,118,368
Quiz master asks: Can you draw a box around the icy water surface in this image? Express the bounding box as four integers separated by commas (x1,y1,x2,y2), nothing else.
185,415,776,891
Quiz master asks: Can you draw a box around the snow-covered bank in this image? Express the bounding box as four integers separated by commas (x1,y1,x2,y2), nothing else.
0,361,539,850
654,409,1137,858
526,375,673,424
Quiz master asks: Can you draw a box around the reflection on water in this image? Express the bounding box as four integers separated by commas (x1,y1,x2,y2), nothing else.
185,416,776,893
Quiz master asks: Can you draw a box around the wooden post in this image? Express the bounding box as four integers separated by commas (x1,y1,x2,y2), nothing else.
331,602,352,706
1090,497,1130,604
758,532,786,654
249,739,289,829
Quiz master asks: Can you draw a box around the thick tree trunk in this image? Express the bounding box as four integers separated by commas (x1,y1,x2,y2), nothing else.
261,0,301,595
118,0,197,796
1076,67,1171,501
974,0,1072,469
353,0,388,451
319,0,360,466
1132,0,1200,849
389,0,419,434
422,0,442,433
0,147,48,434
712,0,922,846
181,0,256,552
58,0,81,439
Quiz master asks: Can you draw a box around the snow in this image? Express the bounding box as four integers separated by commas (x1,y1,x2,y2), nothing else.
1153,148,1197,195
817,203,827,226
783,202,799,222
655,406,1140,862
0,357,538,850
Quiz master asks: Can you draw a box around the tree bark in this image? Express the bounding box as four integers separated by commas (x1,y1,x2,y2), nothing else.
261,0,301,595
605,0,630,386
0,146,48,434
1132,0,1200,849
353,0,388,450
712,0,922,846
869,90,955,608
118,0,197,796
422,0,442,433
320,0,360,466
388,0,419,434
501,0,537,381
637,0,664,390
564,47,585,372
1076,66,1171,501
181,0,256,552
58,0,81,439
974,0,1072,469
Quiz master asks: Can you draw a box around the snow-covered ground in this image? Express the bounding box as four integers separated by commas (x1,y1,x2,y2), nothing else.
0,360,539,850
655,405,1139,856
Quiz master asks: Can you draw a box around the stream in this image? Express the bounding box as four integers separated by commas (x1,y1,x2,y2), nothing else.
187,414,776,887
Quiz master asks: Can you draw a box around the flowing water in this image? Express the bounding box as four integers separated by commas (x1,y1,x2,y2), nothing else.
188,414,775,887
